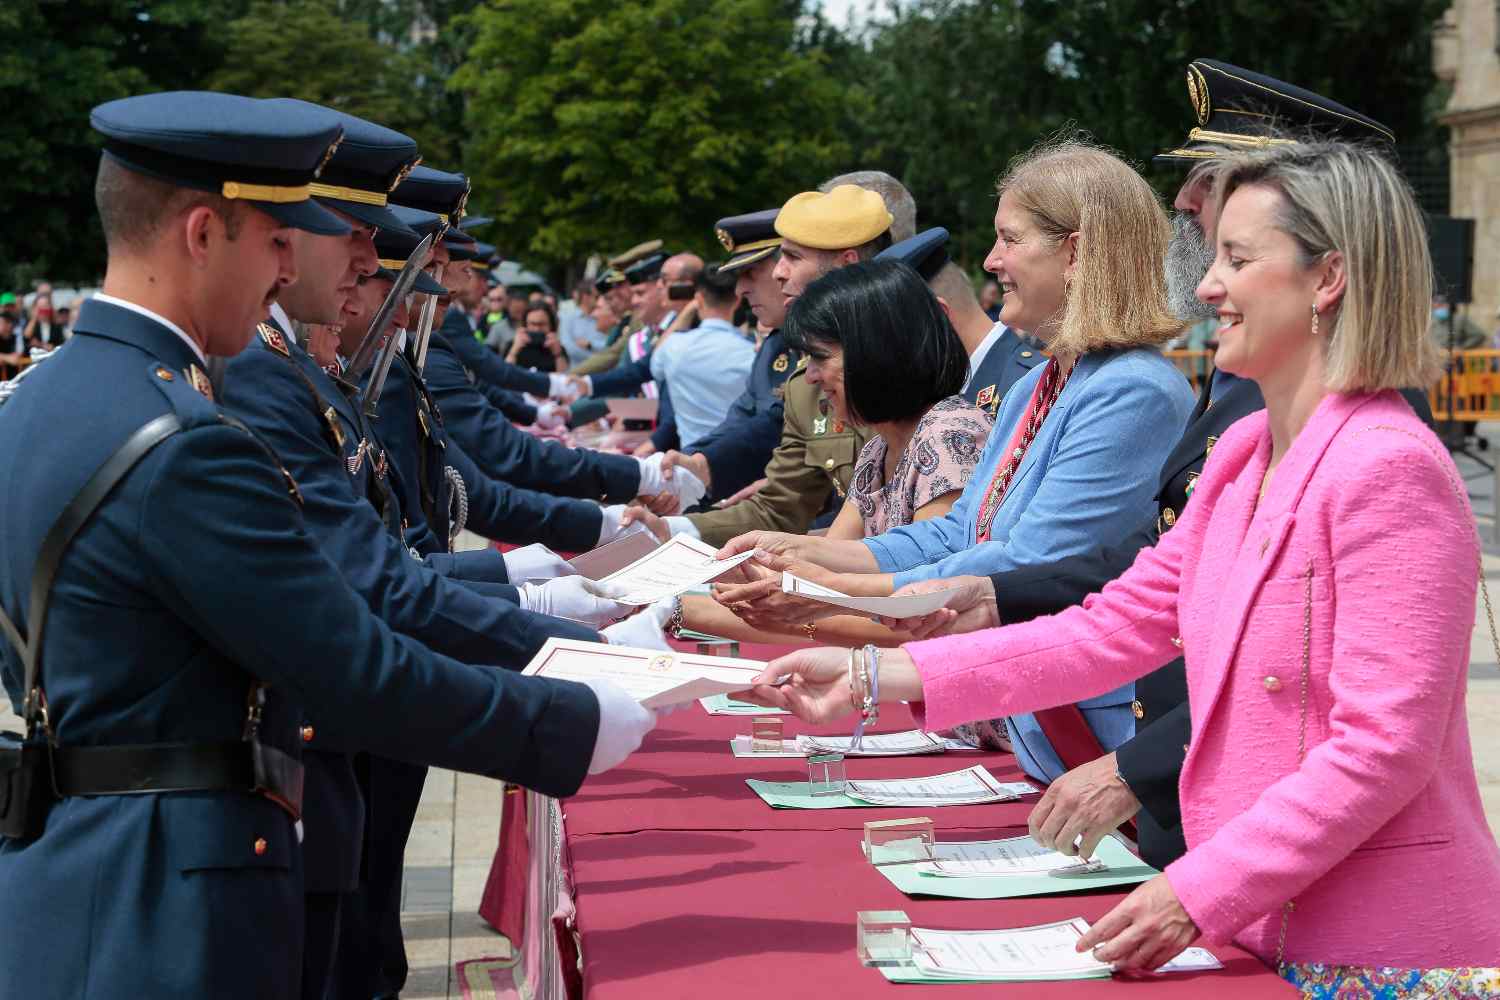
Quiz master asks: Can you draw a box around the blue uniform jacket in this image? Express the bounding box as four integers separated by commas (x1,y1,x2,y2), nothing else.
0,300,599,998
377,351,605,554
864,346,1195,783
692,332,799,500
423,331,641,501
440,306,550,397
965,327,1045,418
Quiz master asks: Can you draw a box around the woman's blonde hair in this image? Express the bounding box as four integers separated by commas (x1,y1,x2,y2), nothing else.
997,136,1183,355
1215,140,1440,391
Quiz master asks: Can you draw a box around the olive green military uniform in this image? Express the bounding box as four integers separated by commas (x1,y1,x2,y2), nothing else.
688,365,870,546
572,332,629,376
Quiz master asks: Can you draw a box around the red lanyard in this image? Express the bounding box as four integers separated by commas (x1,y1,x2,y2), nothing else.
974,357,1073,542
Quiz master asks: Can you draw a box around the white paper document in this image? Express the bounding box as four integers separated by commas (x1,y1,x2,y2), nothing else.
844,766,1037,807
591,535,757,605
1155,948,1224,973
521,638,764,709
781,572,964,618
910,919,1112,981
928,835,1107,877
566,529,661,581
798,730,945,757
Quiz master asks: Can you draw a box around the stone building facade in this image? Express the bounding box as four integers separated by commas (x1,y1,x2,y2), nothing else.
1436,0,1500,325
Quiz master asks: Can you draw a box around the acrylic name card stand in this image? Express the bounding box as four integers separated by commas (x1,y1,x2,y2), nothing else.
807,752,847,796
861,817,935,866
749,717,784,752
695,639,741,658
856,910,912,966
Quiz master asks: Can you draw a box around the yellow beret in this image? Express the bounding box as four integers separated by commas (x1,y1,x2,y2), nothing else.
774,185,893,250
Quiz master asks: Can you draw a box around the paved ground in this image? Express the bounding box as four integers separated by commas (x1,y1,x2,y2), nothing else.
3,448,1498,999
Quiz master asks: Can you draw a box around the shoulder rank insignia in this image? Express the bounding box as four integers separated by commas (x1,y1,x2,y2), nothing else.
772,353,789,373
796,355,808,370
1205,434,1218,459
974,384,997,411
813,415,827,435
323,405,347,451
185,364,214,401
258,323,289,357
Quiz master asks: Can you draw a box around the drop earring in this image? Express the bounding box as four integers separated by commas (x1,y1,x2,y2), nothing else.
1311,304,1320,337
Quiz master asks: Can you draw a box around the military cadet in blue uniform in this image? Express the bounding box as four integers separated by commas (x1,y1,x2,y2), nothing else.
0,91,656,1000
889,60,1435,872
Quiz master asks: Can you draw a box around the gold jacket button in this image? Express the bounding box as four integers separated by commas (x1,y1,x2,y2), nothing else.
1161,507,1176,527
301,725,315,742
1182,743,1190,753
823,458,835,469
1021,350,1033,358
1263,675,1283,692
253,837,268,856
1131,699,1144,720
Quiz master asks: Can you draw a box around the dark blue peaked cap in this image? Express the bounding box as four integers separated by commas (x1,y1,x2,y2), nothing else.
373,223,447,295
876,227,950,281
90,91,349,236
392,165,470,224
262,99,419,236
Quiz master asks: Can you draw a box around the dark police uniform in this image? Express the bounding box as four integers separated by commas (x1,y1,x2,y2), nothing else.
966,327,1045,418
0,92,599,997
986,59,1426,870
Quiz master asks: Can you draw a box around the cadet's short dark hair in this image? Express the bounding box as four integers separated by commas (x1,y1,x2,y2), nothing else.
784,259,967,425
696,263,739,308
95,155,244,252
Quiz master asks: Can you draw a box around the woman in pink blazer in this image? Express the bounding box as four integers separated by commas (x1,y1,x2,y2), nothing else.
749,142,1500,993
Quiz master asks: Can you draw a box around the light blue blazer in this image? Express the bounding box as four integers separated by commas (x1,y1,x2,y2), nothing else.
865,345,1195,781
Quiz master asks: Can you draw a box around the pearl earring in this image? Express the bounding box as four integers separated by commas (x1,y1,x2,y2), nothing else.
1311,304,1320,337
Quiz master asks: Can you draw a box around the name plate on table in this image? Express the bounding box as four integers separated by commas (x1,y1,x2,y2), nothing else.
591,535,757,605
781,573,963,618
521,638,764,710
874,834,1158,900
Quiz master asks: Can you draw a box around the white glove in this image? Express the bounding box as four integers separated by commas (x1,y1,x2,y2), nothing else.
635,454,708,512
546,372,574,400
534,400,567,430
663,515,700,540
600,597,677,650
579,678,657,774
597,503,629,546
502,543,576,583
517,576,631,628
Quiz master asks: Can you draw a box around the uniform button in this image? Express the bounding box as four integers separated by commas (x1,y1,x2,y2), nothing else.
301,725,315,742
1263,676,1283,692
253,837,268,856
1161,507,1176,527
1131,699,1144,719
1182,743,1190,753
154,366,175,381
1021,351,1033,358
824,458,835,469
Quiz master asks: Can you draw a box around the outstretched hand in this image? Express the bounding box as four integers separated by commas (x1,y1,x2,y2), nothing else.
735,646,855,724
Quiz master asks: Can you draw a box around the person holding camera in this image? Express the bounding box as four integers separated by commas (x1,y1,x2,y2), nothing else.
504,300,569,373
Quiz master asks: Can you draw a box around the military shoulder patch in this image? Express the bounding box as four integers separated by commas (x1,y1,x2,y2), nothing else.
258,323,290,357
772,353,789,373
974,384,997,409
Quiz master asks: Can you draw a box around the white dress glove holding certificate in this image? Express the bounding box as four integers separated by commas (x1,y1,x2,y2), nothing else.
600,597,676,650
517,577,630,628
502,543,576,583
580,677,657,774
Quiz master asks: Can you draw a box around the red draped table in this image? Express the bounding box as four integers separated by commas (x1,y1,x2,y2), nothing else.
479,643,1294,998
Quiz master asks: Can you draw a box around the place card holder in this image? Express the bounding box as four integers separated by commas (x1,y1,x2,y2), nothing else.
856,910,912,967
807,751,846,796
695,639,741,658
749,717,784,752
861,817,935,866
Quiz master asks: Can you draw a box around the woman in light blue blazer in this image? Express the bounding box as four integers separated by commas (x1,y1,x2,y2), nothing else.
716,138,1194,782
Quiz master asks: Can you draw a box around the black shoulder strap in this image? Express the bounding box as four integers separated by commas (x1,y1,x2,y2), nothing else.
0,413,182,734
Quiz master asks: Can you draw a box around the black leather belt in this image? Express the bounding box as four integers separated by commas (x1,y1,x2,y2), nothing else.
50,740,302,818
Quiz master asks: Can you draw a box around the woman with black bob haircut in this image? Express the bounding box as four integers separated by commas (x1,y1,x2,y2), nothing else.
678,258,992,645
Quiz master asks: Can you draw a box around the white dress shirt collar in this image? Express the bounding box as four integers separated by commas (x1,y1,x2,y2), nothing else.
91,293,206,365
268,303,297,346
963,321,1008,393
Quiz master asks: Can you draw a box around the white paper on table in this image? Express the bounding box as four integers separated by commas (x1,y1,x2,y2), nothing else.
910,919,1112,980
604,397,659,421
798,730,945,757
590,534,757,605
781,572,964,618
928,835,1107,877
844,766,1037,806
728,736,805,758
567,528,661,580
521,638,765,709
1154,948,1224,973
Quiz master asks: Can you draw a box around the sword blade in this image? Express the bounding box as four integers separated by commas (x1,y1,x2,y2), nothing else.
343,232,434,384
412,267,443,372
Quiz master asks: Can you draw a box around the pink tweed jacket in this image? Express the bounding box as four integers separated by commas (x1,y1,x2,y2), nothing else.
908,389,1500,968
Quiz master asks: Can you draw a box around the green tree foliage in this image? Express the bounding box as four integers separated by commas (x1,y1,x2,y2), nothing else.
453,0,858,270
849,0,1449,272
209,0,459,169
